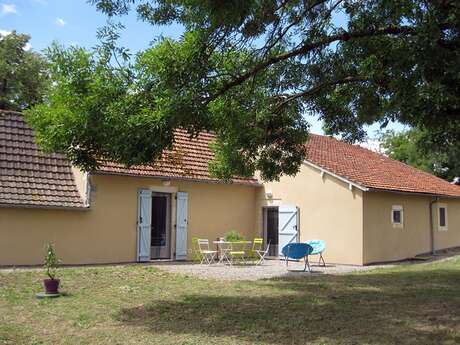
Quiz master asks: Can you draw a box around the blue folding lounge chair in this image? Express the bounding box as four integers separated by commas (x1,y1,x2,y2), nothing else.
281,243,314,272
305,240,326,267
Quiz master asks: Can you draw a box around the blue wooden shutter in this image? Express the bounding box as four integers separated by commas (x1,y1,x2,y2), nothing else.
278,205,299,256
175,192,188,260
137,189,152,262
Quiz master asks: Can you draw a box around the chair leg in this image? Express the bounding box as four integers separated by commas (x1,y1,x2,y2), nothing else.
209,253,216,265
305,256,311,272
220,252,231,265
256,252,266,265
320,254,325,267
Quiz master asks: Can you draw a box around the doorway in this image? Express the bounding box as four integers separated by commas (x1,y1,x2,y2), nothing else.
150,192,171,259
263,207,279,256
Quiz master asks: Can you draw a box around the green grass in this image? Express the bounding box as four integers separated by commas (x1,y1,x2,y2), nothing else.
1,257,460,345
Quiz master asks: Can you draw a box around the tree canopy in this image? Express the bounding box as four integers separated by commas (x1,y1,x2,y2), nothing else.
0,31,48,111
27,0,460,181
381,128,460,182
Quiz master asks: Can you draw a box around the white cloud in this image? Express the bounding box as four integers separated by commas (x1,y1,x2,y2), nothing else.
0,30,32,50
55,17,66,27
0,29,11,37
358,139,385,154
0,3,17,15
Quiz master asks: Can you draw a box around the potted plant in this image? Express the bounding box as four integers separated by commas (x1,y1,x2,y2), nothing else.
224,230,245,242
43,243,61,294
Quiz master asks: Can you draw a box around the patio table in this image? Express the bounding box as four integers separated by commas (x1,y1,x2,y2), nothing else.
213,240,251,264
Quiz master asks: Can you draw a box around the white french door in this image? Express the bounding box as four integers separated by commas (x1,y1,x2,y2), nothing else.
137,189,152,262
278,205,299,256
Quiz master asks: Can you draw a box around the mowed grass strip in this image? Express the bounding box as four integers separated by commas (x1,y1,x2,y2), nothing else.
1,257,460,345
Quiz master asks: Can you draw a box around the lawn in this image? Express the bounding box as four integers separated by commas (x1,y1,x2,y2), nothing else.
1,257,460,345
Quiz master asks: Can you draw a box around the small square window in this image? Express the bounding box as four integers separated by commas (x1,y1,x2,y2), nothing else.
391,205,403,228
438,204,448,231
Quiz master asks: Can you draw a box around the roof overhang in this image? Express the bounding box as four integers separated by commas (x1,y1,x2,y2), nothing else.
93,171,263,187
303,160,369,192
0,203,90,211
366,187,460,199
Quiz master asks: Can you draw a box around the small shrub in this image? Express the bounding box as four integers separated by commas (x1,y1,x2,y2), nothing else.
224,230,245,242
43,243,60,280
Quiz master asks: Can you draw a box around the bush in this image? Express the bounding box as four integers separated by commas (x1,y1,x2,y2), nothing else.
44,243,60,280
224,230,245,242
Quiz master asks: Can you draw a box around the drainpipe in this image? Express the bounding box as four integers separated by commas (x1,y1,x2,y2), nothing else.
429,197,439,255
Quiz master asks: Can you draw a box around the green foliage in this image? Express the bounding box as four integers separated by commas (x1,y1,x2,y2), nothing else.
381,128,460,181
28,1,460,180
224,230,245,242
0,31,49,111
191,237,204,263
43,243,60,280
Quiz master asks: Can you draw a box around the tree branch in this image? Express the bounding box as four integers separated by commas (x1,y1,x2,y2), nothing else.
260,0,331,56
206,25,417,103
273,76,367,111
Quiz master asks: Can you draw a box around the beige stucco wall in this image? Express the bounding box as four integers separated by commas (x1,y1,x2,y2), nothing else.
362,193,460,264
258,164,364,265
432,198,460,253
0,174,258,266
71,167,88,204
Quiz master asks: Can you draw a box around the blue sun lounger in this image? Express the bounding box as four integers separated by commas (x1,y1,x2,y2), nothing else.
305,240,326,267
281,243,314,272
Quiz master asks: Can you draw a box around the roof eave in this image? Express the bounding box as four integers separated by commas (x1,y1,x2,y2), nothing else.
93,170,263,187
303,160,369,192
366,187,460,199
0,203,90,211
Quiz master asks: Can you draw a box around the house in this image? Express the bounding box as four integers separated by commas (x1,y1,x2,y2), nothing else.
0,110,260,265
258,135,460,264
1,109,459,266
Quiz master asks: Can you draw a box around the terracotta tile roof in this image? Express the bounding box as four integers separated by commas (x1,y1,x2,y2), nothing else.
97,130,260,185
0,110,86,208
305,134,460,197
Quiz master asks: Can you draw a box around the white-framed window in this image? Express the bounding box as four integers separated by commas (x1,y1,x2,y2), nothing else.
391,205,404,228
438,204,448,231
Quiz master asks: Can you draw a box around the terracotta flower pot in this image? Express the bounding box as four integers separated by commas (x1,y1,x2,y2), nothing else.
43,278,60,294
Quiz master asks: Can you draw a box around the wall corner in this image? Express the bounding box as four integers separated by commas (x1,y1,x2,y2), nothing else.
71,166,91,207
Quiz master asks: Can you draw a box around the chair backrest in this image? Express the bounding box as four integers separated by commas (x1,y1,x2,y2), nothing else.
281,243,313,259
252,238,263,251
305,240,326,255
263,242,271,254
197,239,210,251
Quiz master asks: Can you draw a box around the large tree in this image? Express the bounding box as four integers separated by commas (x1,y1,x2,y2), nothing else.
381,127,460,182
27,0,460,181
0,31,48,111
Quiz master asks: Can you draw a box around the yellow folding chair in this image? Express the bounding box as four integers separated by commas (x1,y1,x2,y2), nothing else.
229,241,246,265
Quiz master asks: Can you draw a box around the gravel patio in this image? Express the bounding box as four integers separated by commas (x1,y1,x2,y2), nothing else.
152,247,460,281
151,258,386,280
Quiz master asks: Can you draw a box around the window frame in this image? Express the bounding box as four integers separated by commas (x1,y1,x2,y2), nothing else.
391,205,404,228
438,204,448,231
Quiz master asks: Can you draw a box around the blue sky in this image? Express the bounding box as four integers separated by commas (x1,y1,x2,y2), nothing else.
1,0,405,137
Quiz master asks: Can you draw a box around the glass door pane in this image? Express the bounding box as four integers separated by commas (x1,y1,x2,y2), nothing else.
150,193,171,259
263,207,279,257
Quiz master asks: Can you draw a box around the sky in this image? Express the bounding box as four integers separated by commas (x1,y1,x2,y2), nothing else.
1,0,406,139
